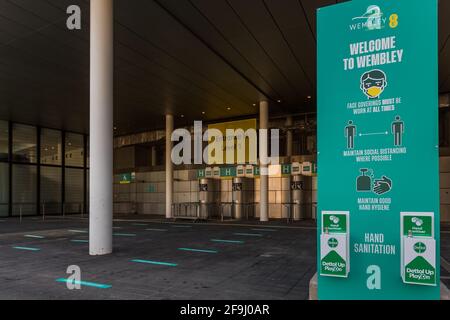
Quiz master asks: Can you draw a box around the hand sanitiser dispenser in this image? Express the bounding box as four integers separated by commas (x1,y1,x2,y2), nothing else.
320,211,350,278
357,169,372,192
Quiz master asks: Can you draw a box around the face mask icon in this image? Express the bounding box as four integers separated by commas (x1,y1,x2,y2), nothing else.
360,69,387,99
367,86,382,98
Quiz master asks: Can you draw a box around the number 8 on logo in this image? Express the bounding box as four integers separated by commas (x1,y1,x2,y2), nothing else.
389,14,399,28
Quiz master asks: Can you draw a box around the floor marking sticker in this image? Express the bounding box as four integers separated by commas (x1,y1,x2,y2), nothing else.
24,235,45,239
56,278,112,289
211,239,244,244
13,246,41,251
131,259,178,267
146,228,168,232
178,248,218,254
68,230,88,234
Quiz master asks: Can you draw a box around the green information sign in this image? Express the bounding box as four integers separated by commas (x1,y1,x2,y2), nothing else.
402,214,433,238
317,0,440,299
220,167,236,179
323,213,348,234
281,164,292,176
197,169,206,179
119,172,135,185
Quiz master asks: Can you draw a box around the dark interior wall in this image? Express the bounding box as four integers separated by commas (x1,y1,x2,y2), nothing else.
114,146,135,171
135,145,152,168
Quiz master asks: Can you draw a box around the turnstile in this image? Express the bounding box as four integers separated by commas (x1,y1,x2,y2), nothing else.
232,177,254,220
291,175,306,220
199,178,220,219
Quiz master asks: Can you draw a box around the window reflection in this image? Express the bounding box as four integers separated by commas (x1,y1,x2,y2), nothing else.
41,129,62,165
13,124,37,163
65,133,84,167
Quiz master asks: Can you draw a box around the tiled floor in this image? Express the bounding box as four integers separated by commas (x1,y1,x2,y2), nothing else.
0,216,316,300
1,216,448,300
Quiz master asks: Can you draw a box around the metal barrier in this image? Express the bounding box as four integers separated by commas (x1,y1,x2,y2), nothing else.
62,202,84,218
219,202,256,221
219,202,233,221
113,201,136,215
11,203,37,223
243,203,256,220
11,202,86,222
172,202,200,221
40,202,62,221
282,202,316,223
283,203,294,223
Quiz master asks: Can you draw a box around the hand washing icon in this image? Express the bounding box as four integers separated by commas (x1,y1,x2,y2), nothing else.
356,169,392,195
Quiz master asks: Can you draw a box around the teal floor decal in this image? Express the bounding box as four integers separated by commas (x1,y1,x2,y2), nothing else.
13,246,41,251
131,259,178,267
211,239,244,244
56,278,112,289
178,248,218,254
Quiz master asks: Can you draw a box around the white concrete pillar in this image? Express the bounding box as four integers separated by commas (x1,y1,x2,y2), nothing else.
165,114,174,219
89,0,114,256
259,101,269,222
286,116,293,158
151,146,157,167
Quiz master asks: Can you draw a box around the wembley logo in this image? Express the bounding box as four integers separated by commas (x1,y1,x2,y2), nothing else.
350,5,387,31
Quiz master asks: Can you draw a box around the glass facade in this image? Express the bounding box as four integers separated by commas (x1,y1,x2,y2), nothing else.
0,120,8,162
41,129,62,165
0,163,8,217
13,124,37,163
12,164,37,216
65,133,84,167
65,168,84,214
0,120,88,217
41,166,62,214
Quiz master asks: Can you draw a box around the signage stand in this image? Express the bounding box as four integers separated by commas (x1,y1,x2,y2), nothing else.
401,212,437,286
320,211,350,278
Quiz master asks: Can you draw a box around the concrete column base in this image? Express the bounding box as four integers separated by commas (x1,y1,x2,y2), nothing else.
308,272,450,300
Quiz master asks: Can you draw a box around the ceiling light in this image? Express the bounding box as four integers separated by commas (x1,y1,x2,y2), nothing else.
253,103,256,107
277,100,282,103
202,111,206,115
307,96,312,99
227,107,231,111
181,115,185,118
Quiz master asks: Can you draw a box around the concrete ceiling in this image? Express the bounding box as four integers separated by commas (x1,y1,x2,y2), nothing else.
0,0,449,135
